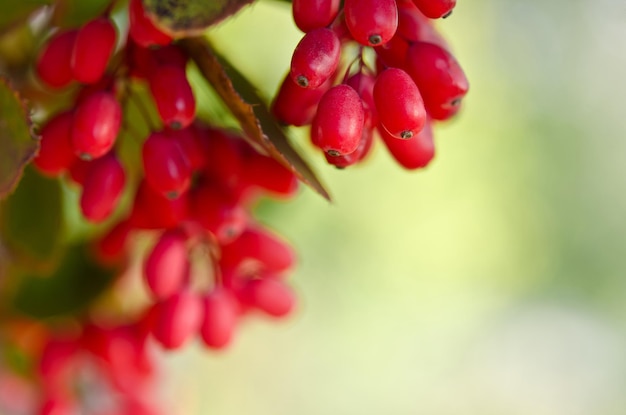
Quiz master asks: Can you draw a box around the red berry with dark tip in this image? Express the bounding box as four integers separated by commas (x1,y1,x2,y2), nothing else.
72,91,121,160
142,131,192,199
148,65,196,129
379,119,435,169
344,0,398,46
290,28,340,89
311,84,364,156
272,73,331,126
405,41,468,120
130,180,189,229
374,68,426,139
292,0,341,32
412,0,456,19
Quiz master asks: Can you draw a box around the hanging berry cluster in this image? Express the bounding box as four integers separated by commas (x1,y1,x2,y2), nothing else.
273,0,468,169
0,0,469,412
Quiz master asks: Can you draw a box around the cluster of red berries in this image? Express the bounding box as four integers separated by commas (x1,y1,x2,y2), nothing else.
15,0,470,412
37,322,159,414
28,0,302,411
272,0,468,169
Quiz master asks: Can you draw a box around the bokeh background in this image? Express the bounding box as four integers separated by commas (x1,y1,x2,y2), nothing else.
163,1,626,414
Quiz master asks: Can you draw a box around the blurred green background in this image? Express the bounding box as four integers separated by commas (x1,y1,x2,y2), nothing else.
163,1,626,414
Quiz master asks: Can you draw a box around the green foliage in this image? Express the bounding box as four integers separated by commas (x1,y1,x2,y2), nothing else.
0,78,39,199
52,0,112,28
0,167,64,269
0,0,50,33
11,244,116,319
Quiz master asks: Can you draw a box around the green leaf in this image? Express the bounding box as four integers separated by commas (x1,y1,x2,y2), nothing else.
11,244,116,319
143,0,255,37
0,0,49,33
0,77,39,199
52,0,112,28
181,37,331,201
0,166,64,269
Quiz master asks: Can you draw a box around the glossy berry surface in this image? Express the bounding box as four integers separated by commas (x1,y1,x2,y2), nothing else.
149,65,196,129
311,84,365,156
34,111,76,176
272,73,330,126
292,0,341,32
374,68,426,139
412,0,456,19
344,0,398,46
35,30,77,88
144,229,189,300
71,18,117,84
142,132,192,199
406,41,469,120
79,153,126,222
71,91,122,160
290,28,341,89
379,119,435,169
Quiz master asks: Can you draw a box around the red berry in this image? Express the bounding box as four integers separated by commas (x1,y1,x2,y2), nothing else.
191,183,247,244
34,111,76,176
292,0,341,32
412,0,456,19
152,291,202,350
311,84,364,156
242,152,298,197
324,127,374,168
144,229,189,300
72,91,121,160
95,219,132,264
67,158,91,186
242,278,295,318
220,225,296,273
379,119,435,169
170,125,206,170
200,289,239,349
290,28,341,89
272,73,331,126
201,128,243,183
35,30,77,89
373,34,409,68
346,71,378,128
71,18,117,84
128,0,172,47
405,41,468,120
142,132,192,198
130,179,189,229
374,68,426,139
80,153,126,222
397,3,448,47
344,0,398,46
152,44,188,69
148,65,196,129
